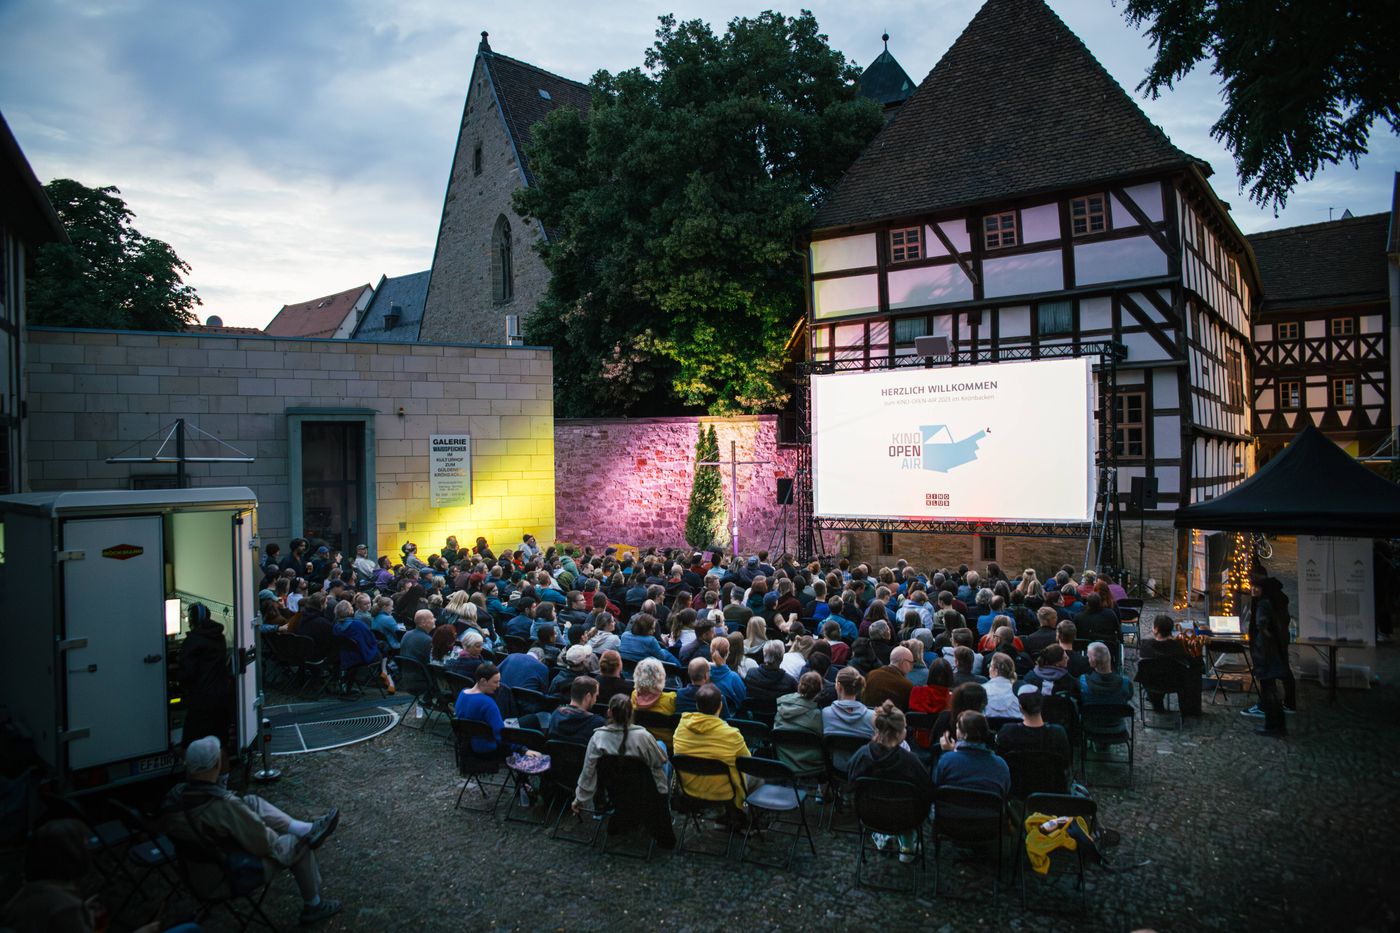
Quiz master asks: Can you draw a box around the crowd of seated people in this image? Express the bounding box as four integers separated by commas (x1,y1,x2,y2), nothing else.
256,541,1154,857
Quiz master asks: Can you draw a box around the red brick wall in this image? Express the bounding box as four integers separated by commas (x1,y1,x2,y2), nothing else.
554,415,799,553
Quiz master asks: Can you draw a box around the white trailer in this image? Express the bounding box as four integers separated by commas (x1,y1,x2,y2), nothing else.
0,487,260,792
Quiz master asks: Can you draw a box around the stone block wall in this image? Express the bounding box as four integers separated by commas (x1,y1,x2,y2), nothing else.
419,58,550,346
24,328,554,556
553,415,799,553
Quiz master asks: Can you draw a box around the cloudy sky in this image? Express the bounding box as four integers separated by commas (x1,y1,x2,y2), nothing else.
2,0,1396,329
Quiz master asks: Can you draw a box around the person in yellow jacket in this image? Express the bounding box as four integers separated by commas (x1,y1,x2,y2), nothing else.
672,684,750,812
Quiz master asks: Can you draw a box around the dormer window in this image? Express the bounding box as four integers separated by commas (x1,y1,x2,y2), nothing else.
1069,194,1107,236
983,211,1018,249
889,227,922,263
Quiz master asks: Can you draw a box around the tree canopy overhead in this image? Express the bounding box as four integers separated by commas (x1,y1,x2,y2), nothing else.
28,179,201,331
1120,0,1400,211
514,11,882,417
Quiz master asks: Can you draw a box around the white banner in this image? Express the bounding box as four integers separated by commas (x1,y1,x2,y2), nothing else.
812,357,1096,522
429,434,472,509
1297,534,1374,645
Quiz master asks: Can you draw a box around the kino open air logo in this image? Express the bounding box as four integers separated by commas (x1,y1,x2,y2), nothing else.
888,425,988,472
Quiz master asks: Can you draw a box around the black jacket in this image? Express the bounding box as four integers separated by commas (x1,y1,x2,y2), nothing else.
180,620,233,708
744,665,797,707
847,741,932,804
548,705,604,744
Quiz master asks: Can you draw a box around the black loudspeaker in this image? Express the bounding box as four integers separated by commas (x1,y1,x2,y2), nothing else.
776,477,794,505
1129,475,1159,512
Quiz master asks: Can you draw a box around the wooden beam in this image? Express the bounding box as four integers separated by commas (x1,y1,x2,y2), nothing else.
927,221,979,287
1109,185,1171,255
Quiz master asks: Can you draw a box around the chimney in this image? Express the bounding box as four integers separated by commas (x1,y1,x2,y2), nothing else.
384,304,403,330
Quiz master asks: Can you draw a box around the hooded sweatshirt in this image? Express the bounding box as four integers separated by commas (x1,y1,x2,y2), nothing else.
179,619,233,709
847,739,932,801
773,693,824,775
745,665,797,707
672,711,749,806
707,663,747,712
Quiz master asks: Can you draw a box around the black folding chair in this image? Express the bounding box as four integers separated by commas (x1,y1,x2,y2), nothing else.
503,635,530,655
596,754,673,858
332,635,385,698
853,777,929,895
1018,792,1098,912
1080,702,1136,788
736,757,817,869
393,656,435,726
106,800,183,923
1205,639,1257,704
450,719,509,813
821,733,871,832
1040,694,1082,776
931,786,1009,898
1001,750,1071,801
730,718,772,756
904,711,938,767
279,634,327,696
634,710,680,747
1135,657,1189,729
670,754,740,859
166,834,278,932
544,740,600,845
512,686,562,716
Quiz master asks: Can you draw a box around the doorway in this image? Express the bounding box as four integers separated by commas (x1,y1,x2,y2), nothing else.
300,421,364,553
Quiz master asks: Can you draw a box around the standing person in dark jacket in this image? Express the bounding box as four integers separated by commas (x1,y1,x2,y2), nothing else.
847,700,931,862
1248,573,1292,737
180,603,234,751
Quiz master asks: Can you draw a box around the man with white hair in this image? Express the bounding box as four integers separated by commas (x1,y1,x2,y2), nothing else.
162,736,341,925
1079,641,1132,707
744,640,797,711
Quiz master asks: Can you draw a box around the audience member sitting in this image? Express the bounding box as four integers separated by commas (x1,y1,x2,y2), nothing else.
593,650,631,704
672,683,751,820
161,735,342,926
745,640,798,711
572,694,676,849
619,613,673,663
868,620,895,665
445,629,488,680
909,657,955,717
823,667,874,770
370,595,401,649
678,616,716,665
707,637,748,713
933,710,1010,798
1080,642,1133,707
1075,593,1121,645
1022,643,1080,701
503,598,537,641
863,645,916,710
848,701,932,863
773,672,825,774
903,637,930,685
584,611,621,655
981,625,1031,677
1023,606,1059,657
454,662,510,753
1057,621,1091,677
546,676,605,744
780,634,814,680
1138,614,1190,711
397,610,435,694
498,646,550,694
930,682,987,750
547,644,596,697
951,645,987,686
676,657,726,717
631,657,678,742
981,652,1022,719
995,685,1072,789
944,628,984,676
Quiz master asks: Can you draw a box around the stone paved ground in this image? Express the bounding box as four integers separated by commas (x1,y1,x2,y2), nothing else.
110,642,1400,932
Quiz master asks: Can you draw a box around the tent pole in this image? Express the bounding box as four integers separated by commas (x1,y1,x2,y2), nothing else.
1169,526,1179,610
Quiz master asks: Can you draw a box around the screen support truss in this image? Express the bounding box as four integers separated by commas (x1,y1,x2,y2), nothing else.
794,342,1127,572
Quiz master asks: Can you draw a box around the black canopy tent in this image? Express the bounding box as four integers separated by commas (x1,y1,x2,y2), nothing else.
1175,426,1400,536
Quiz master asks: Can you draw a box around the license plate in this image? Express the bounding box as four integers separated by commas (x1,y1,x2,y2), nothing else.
133,753,175,775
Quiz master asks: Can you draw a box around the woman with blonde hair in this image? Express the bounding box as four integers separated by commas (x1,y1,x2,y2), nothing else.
1015,568,1044,599
744,617,768,657
780,634,815,680
630,657,677,744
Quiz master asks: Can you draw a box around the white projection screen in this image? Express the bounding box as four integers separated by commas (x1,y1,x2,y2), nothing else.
812,357,1096,523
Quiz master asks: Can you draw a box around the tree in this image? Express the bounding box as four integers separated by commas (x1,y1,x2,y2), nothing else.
515,11,882,416
685,424,728,551
28,179,201,330
1120,0,1400,210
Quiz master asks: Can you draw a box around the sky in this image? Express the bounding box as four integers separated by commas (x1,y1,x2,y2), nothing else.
1,0,1396,329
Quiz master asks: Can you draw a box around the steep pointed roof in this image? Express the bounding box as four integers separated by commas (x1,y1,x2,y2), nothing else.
815,0,1200,230
479,34,591,187
858,41,915,108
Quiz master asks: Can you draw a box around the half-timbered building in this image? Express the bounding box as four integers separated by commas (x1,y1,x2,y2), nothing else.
799,0,1260,582
1249,205,1396,460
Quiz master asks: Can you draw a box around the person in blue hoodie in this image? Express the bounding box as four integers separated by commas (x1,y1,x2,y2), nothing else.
675,658,731,717
706,638,747,713
1078,642,1132,708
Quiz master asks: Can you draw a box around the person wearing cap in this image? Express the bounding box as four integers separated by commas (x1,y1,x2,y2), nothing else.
161,735,341,925
351,545,377,584
548,644,597,698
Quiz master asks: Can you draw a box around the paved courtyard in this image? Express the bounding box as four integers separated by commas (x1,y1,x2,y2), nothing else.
205,641,1400,933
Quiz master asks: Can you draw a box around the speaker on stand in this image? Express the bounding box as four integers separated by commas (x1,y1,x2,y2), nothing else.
1129,475,1159,597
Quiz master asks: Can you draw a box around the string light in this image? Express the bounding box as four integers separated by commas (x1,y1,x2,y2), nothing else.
1174,529,1197,610
1221,531,1248,617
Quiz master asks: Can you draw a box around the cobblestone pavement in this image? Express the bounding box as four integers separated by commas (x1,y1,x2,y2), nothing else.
195,643,1400,933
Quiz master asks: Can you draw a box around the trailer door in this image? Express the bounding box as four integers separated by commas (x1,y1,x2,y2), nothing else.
61,517,168,769
233,509,260,751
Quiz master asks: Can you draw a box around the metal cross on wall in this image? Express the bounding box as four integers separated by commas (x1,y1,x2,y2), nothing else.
697,439,771,558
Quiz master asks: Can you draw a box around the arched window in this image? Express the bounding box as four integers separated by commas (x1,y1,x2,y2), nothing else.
491,215,513,304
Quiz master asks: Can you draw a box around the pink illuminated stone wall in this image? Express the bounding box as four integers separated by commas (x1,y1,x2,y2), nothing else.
554,415,800,553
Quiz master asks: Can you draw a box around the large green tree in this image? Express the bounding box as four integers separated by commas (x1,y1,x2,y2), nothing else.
28,179,201,330
514,11,882,416
1120,0,1400,210
685,424,728,550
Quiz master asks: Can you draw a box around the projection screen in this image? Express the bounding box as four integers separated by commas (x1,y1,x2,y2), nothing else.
811,357,1096,523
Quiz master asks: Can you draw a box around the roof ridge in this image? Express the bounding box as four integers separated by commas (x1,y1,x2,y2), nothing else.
482,49,590,91
1246,211,1390,240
